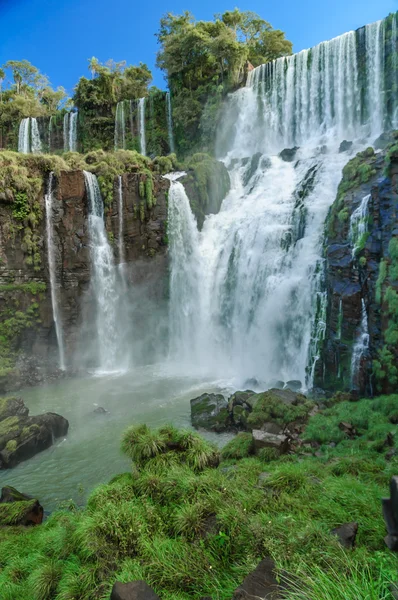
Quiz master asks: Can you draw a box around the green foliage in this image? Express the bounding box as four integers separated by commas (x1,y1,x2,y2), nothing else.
221,432,254,459
337,208,348,222
0,499,37,525
376,259,388,303
247,390,314,429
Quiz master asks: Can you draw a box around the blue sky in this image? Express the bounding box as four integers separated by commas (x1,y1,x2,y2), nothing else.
0,0,396,96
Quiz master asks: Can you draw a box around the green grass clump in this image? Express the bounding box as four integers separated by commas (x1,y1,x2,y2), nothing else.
221,432,254,459
0,499,38,526
247,390,314,429
0,404,397,599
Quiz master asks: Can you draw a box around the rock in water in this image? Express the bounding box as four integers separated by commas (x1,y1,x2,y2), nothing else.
0,485,43,525
339,140,353,153
279,147,299,162
0,397,69,469
110,581,160,600
331,522,358,549
382,476,398,551
190,393,229,432
232,557,281,599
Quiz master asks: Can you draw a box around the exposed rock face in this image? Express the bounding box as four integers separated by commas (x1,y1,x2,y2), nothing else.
315,144,398,395
0,396,69,468
0,485,44,525
331,522,358,549
0,168,169,390
232,557,283,599
190,393,230,432
382,476,398,551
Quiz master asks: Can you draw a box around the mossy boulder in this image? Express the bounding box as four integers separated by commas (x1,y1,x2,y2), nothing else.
246,388,314,430
0,485,43,526
190,393,230,432
0,396,69,468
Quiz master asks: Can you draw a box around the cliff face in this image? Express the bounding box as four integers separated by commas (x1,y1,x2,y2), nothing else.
315,141,398,396
0,168,169,390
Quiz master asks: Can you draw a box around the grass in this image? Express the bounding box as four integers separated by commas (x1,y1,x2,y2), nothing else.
0,397,397,599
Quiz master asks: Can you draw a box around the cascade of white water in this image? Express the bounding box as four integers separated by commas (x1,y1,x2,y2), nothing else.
138,98,146,156
63,113,69,151
30,118,42,154
117,175,125,267
115,102,126,150
366,20,385,137
166,92,175,154
351,299,369,387
83,171,120,372
48,116,53,152
69,112,78,152
392,14,398,126
45,173,66,370
349,194,371,257
168,15,396,388
18,118,30,153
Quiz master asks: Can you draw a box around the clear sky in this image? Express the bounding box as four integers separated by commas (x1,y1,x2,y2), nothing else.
0,0,396,96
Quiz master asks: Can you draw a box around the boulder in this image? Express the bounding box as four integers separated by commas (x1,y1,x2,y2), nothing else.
110,581,160,600
0,397,29,420
331,522,358,549
252,430,290,454
285,380,302,392
0,411,69,469
232,557,282,599
190,393,229,432
279,147,299,162
339,140,353,153
382,476,398,551
0,485,43,526
93,406,108,415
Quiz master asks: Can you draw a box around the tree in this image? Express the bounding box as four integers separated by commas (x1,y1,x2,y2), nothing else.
0,68,4,103
88,57,100,79
4,60,40,95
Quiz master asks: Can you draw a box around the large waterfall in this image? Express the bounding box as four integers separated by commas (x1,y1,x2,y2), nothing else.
45,173,65,370
167,15,397,389
83,171,121,372
63,112,78,152
138,98,146,156
18,118,42,153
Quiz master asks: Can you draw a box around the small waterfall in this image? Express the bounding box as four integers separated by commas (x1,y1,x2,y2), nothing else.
117,175,125,267
18,118,30,153
45,173,66,370
164,173,201,361
138,98,146,156
31,118,42,153
351,299,369,388
115,102,126,150
392,14,398,125
349,193,370,256
63,112,78,152
69,112,78,152
166,92,175,154
83,171,120,372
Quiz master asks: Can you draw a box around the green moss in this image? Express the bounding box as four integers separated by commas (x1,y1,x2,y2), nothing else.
337,208,349,222
376,259,387,303
5,439,17,453
247,390,314,429
0,499,37,526
359,256,367,267
0,416,20,438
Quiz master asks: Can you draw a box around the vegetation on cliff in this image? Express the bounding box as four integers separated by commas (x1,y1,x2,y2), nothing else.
156,9,292,155
0,395,397,599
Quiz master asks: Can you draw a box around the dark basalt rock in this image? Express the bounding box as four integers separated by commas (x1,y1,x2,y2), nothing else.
93,406,108,415
279,147,299,162
0,396,29,420
190,393,229,432
331,522,358,549
0,396,69,469
382,476,398,551
110,581,160,600
232,557,282,599
252,430,290,454
339,140,353,153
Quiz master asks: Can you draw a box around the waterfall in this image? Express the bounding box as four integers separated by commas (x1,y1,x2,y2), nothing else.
164,173,201,361
168,15,396,388
31,118,42,153
138,98,146,155
392,14,398,125
349,193,371,257
69,112,78,152
117,175,125,267
18,118,30,153
63,112,78,152
351,299,369,388
166,92,175,154
115,102,126,150
83,171,120,372
45,173,66,370
48,116,53,153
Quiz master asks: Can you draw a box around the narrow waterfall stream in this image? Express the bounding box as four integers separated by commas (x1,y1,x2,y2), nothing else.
115,102,126,150
166,92,175,153
18,118,30,153
63,112,78,151
351,299,370,388
44,172,65,370
349,194,371,257
30,118,42,153
83,171,121,372
138,97,146,156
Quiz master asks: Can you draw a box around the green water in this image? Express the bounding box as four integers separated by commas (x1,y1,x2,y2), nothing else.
0,365,233,509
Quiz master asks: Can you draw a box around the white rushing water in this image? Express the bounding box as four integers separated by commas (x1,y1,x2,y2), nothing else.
115,102,126,150
63,112,78,152
45,172,66,370
167,15,396,389
349,193,371,257
138,97,146,155
351,299,369,388
48,116,53,152
117,175,125,271
166,92,175,154
31,118,42,153
83,171,121,372
18,118,30,153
